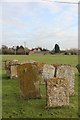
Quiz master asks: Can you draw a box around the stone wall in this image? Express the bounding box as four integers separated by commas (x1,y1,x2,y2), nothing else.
46,77,69,107
17,63,40,99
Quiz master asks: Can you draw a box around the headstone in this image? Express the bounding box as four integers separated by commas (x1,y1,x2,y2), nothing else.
17,63,40,99
5,60,20,79
5,60,11,78
76,64,80,75
3,60,11,70
42,64,55,81
11,65,18,79
46,77,69,107
56,65,75,96
35,62,45,74
34,62,45,84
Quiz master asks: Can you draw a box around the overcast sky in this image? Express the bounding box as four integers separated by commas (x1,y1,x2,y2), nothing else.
0,0,78,50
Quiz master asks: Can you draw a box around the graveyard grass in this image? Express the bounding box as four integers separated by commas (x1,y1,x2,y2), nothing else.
1,54,80,118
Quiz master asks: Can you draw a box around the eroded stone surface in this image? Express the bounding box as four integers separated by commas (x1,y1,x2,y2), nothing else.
11,65,18,79
56,65,75,96
35,62,45,74
42,64,55,81
46,77,69,107
5,60,20,79
17,63,40,99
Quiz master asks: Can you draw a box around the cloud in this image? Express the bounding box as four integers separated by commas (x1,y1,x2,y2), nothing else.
2,2,44,30
0,0,79,2
1,0,78,50
56,0,79,2
2,24,78,50
0,0,42,3
39,1,61,14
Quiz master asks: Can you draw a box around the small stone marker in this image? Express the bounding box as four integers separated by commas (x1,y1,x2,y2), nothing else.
10,60,20,79
3,60,11,70
5,60,20,79
42,64,55,81
56,65,75,96
46,77,69,107
5,60,12,78
17,63,40,99
11,65,18,79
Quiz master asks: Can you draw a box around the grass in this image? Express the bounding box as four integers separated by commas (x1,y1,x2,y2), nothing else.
2,54,78,66
1,54,79,118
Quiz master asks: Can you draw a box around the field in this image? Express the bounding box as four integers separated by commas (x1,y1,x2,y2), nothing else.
1,54,80,118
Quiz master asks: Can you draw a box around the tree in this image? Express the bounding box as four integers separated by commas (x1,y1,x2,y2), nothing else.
16,46,19,51
54,44,60,53
17,46,24,55
2,45,9,54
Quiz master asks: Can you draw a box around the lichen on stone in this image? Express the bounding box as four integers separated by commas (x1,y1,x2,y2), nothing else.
46,77,69,107
17,63,41,99
56,65,75,96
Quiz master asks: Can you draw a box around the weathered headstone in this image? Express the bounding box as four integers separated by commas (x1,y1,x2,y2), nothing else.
42,64,55,81
5,60,20,79
76,64,80,75
5,60,11,78
46,77,69,107
10,60,20,79
34,62,45,84
35,62,45,74
56,64,75,96
17,63,40,99
3,60,11,70
11,65,18,79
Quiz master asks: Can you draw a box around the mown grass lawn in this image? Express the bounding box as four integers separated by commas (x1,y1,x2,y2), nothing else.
1,54,80,118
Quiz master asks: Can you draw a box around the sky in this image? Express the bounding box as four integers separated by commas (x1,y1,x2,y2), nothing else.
0,0,79,50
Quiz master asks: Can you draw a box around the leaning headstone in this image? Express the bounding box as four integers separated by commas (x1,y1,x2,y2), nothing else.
42,64,55,81
46,77,69,107
17,63,40,99
56,64,75,96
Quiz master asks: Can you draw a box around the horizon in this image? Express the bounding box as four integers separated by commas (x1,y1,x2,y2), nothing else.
1,44,78,51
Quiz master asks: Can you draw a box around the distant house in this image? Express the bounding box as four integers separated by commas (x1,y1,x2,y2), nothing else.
29,48,41,55
42,50,49,55
29,50,35,55
29,47,50,55
37,48,41,52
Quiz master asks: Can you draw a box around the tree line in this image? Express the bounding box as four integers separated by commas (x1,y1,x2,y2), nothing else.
0,44,78,55
1,45,29,55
